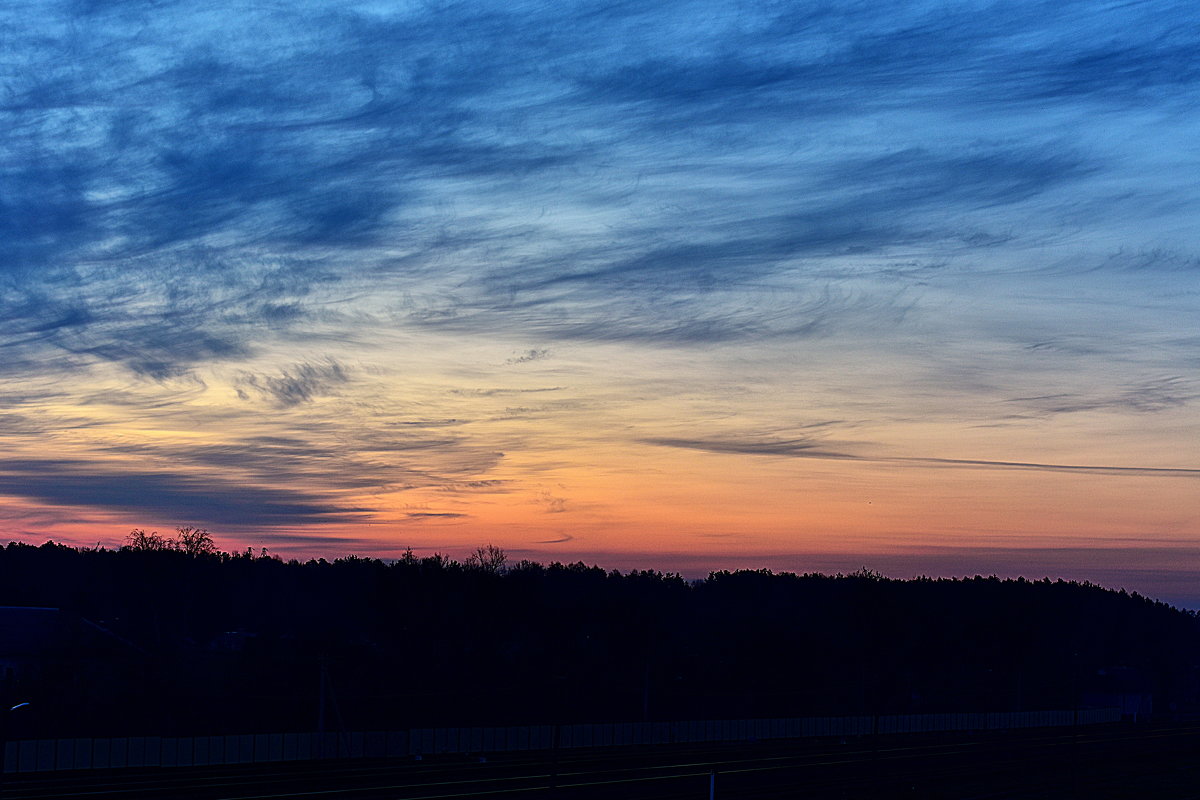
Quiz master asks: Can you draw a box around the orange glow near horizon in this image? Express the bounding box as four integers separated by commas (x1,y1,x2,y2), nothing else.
10,406,1198,596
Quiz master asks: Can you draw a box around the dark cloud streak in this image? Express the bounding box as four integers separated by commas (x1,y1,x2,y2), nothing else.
644,436,1200,478
0,459,369,526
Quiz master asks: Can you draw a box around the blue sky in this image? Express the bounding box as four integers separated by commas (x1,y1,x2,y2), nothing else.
2,0,1199,603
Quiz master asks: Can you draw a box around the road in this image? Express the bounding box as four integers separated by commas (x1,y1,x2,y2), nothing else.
4,722,1200,799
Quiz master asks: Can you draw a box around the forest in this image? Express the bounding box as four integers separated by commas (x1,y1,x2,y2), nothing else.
0,534,1196,739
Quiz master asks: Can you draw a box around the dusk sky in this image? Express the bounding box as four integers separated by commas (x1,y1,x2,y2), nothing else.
3,1,1199,603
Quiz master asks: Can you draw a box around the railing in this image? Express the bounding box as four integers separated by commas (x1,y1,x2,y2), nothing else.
1,707,1121,774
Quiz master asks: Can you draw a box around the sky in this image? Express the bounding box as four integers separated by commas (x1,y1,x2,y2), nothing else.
3,0,1199,603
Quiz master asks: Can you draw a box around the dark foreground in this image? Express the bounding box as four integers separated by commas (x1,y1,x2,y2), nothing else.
8,542,1197,738
3,722,1199,799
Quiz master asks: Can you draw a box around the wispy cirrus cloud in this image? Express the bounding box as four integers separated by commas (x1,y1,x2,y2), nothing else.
235,359,351,407
642,436,858,460
643,436,1200,478
4,0,1190,370
1006,376,1197,417
403,512,468,522
505,349,551,365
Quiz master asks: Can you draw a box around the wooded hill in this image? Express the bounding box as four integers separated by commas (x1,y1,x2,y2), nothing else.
0,538,1195,738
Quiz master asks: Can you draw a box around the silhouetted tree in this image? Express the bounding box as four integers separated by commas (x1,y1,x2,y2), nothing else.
465,544,507,574
175,526,216,557
125,529,171,551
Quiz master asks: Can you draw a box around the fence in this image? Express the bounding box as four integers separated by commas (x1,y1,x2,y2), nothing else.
1,707,1121,774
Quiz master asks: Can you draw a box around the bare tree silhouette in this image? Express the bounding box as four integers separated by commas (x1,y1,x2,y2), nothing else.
125,529,171,551
175,526,216,557
465,544,507,574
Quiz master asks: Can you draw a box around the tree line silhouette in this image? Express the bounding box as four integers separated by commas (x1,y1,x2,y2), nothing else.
0,533,1196,739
